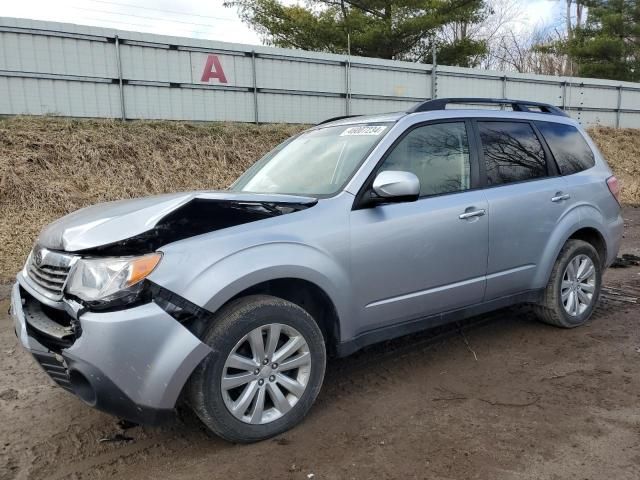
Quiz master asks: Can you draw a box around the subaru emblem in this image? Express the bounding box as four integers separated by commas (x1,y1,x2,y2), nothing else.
33,249,43,266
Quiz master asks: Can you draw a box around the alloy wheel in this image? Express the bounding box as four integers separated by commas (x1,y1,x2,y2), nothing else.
221,323,312,424
561,254,597,317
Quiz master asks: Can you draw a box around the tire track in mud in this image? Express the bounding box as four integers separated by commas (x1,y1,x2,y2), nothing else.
329,282,637,377
15,417,213,480
321,283,639,415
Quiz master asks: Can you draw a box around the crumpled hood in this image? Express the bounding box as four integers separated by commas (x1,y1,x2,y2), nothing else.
37,191,317,252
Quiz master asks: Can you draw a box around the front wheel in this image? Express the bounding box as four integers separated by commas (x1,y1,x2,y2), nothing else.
187,295,326,443
534,239,602,328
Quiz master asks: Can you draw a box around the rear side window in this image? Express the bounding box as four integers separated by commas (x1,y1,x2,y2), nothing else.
536,121,595,175
478,121,547,186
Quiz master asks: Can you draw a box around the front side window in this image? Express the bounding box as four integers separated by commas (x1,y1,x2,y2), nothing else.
232,123,391,196
536,121,595,175
478,121,547,186
379,122,471,197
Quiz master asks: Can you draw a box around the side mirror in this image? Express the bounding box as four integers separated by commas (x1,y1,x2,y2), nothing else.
371,170,420,203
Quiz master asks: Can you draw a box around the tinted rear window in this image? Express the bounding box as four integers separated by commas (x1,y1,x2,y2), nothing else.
478,121,547,186
536,121,595,175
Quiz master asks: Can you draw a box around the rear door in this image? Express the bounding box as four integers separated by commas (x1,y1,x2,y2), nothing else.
534,120,606,209
475,119,570,300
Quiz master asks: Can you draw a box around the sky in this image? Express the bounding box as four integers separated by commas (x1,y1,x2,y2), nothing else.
0,0,564,46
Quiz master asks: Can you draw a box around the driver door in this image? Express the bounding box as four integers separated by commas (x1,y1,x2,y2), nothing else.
349,120,489,334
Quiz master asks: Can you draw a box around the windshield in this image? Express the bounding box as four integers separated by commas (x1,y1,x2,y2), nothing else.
231,123,392,196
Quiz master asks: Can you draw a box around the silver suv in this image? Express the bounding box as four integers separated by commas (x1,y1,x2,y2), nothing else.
11,98,623,443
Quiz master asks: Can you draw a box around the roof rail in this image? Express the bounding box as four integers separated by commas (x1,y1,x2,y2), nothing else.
407,98,568,117
316,114,362,125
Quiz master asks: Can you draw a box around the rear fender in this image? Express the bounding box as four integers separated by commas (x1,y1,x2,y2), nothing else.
532,204,607,289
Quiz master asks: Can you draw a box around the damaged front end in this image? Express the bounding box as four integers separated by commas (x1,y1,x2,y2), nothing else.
12,279,212,425
77,197,315,256
14,244,216,425
36,191,317,254
25,190,317,319
12,191,317,424
22,190,317,322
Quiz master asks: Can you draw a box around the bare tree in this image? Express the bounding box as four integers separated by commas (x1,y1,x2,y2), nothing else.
486,24,573,75
479,0,586,75
439,0,524,66
441,0,522,42
433,0,588,74
565,0,585,39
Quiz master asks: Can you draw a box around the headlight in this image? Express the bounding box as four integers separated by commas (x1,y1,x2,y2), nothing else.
66,253,162,305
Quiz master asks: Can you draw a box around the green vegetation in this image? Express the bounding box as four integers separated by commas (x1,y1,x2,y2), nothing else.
568,0,640,81
225,0,488,66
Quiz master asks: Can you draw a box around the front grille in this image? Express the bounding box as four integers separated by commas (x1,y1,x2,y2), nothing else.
28,263,69,297
31,351,73,392
26,247,76,301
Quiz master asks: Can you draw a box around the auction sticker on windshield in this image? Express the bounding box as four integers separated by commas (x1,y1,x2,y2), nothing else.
340,126,387,136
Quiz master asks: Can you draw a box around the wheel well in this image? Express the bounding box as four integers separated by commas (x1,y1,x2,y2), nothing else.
228,278,341,356
568,227,607,266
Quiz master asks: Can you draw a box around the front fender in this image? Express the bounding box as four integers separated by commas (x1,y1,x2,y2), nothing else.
160,242,354,339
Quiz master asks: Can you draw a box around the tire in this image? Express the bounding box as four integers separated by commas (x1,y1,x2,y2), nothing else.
534,239,602,328
186,294,326,443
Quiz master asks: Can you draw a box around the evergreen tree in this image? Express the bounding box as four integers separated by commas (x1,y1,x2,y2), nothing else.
569,0,640,81
225,0,489,66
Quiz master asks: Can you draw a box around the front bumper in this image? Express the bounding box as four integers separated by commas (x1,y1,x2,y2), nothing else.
10,277,211,425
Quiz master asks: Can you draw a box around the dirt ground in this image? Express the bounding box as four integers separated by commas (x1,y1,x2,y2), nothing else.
1,208,639,480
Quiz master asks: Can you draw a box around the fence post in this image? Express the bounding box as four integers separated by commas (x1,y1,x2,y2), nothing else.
114,35,126,121
430,46,437,99
616,85,622,128
344,60,351,115
502,76,507,99
251,51,259,124
561,81,567,110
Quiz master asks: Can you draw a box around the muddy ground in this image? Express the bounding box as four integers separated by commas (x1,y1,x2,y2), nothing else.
1,208,639,480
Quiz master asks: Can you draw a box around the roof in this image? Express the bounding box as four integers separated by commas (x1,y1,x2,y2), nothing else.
316,112,407,127
317,98,573,128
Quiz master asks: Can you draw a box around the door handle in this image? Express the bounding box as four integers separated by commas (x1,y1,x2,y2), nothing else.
551,193,570,202
459,209,486,220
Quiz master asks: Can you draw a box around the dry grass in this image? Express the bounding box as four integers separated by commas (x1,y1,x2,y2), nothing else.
588,127,640,205
0,117,638,281
0,117,303,281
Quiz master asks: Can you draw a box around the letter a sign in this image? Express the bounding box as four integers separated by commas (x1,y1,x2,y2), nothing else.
201,54,228,84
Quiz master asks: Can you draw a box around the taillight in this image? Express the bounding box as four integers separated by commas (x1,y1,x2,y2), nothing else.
606,175,621,205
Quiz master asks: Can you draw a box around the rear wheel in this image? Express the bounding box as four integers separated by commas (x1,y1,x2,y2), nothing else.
534,239,602,328
187,294,326,443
